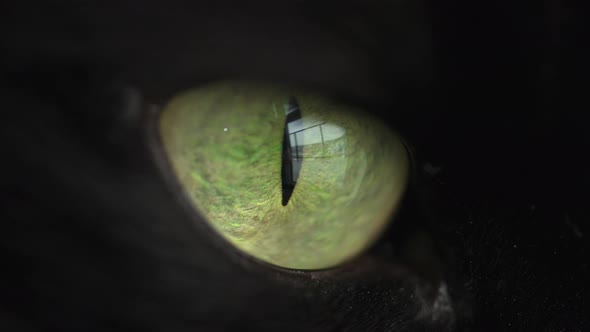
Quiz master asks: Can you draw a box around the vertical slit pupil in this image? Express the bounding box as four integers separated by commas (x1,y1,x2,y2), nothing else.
281,97,302,206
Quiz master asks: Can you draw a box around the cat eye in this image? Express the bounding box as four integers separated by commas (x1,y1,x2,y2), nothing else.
158,81,409,270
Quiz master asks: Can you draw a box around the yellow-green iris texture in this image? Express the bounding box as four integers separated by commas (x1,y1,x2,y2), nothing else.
159,81,409,270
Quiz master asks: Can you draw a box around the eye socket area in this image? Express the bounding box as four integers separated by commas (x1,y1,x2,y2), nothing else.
157,80,410,270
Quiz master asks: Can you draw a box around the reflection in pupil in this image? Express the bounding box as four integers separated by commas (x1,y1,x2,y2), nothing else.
281,97,303,205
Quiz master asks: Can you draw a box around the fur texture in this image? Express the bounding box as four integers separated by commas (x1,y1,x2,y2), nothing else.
2,1,587,331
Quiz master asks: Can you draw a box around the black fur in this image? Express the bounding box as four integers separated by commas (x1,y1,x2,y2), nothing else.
2,1,588,331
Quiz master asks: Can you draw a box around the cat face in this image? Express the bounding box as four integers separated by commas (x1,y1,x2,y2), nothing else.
2,0,588,331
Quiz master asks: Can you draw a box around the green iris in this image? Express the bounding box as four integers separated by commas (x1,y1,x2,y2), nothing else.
159,81,409,270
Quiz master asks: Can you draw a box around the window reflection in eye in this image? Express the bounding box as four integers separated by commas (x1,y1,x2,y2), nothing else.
158,81,409,270
280,97,348,206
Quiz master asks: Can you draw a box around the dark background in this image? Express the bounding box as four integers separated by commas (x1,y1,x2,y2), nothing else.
2,0,588,331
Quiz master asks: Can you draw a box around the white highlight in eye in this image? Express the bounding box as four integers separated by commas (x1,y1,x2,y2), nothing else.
287,116,346,147
224,128,228,132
